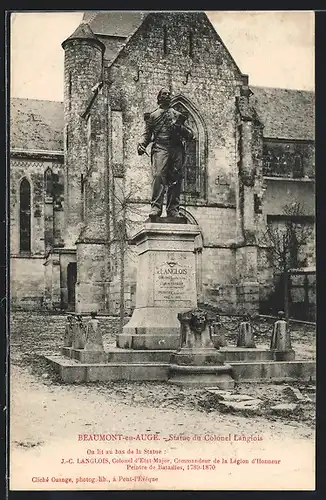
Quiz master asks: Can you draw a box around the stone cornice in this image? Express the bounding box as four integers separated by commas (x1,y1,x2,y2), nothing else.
75,239,109,245
11,149,64,162
264,176,315,183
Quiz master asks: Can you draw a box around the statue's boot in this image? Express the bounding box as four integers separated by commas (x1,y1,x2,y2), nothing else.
167,210,183,217
149,207,162,218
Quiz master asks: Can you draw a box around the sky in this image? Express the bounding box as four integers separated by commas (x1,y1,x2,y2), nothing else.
10,11,314,101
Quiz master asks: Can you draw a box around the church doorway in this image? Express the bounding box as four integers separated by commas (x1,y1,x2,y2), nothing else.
67,262,77,311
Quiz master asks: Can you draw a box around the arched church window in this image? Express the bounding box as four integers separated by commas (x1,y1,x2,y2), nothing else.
172,101,200,195
188,31,193,58
19,178,31,253
293,152,304,178
44,167,53,196
263,140,307,178
67,262,77,309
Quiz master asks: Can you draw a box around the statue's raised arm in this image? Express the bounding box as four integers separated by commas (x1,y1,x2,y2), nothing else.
137,88,194,219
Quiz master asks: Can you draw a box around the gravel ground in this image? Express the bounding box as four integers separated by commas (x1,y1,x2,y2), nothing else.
9,311,316,429
8,312,316,491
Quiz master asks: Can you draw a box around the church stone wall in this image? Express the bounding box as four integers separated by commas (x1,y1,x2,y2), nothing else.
107,12,243,216
63,38,104,246
11,257,45,309
10,159,45,256
104,12,246,310
10,157,64,310
9,14,314,316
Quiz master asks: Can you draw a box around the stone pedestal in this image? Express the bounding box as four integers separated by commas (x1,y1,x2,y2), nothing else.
237,321,256,348
168,309,235,389
117,221,201,350
169,347,234,389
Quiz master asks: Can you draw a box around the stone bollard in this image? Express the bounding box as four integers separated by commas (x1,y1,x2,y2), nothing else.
270,311,295,361
63,314,74,347
72,314,86,349
237,315,256,348
85,311,104,352
79,311,107,363
211,318,227,348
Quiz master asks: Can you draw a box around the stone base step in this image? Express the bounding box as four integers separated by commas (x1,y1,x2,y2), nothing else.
230,360,315,382
106,347,277,363
107,348,174,363
169,363,235,389
61,347,107,364
61,347,175,364
220,348,275,362
63,347,279,364
45,355,315,385
45,355,170,383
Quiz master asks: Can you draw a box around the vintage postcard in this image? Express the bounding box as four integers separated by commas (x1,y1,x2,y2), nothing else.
9,10,315,491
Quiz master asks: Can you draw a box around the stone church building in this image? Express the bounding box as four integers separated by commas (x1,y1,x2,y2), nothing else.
10,12,315,318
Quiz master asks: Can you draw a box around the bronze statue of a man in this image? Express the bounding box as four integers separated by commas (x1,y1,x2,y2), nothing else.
137,88,194,218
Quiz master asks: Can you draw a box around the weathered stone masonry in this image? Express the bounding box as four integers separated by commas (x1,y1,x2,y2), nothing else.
10,12,315,316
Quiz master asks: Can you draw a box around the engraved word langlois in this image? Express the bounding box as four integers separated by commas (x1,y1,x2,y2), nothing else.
154,253,194,303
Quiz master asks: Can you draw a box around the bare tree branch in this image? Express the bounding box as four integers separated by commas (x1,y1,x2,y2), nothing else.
259,200,314,320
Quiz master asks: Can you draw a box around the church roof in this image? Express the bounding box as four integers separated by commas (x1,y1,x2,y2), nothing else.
251,86,314,141
10,86,314,153
62,21,105,51
82,11,145,37
10,98,64,152
78,15,315,140
65,21,98,41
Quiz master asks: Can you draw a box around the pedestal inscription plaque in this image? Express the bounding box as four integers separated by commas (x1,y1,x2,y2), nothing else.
154,252,194,306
